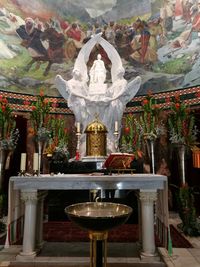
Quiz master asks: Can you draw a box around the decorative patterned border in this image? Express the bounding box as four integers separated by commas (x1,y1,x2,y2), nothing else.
126,86,200,113
0,86,200,114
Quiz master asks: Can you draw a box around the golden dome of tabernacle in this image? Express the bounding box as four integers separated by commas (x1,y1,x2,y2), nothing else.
85,119,107,133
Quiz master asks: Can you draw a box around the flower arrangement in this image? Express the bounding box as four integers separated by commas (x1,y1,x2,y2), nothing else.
120,93,164,157
28,90,52,142
168,94,198,146
137,92,164,140
0,96,19,150
120,113,143,159
45,115,69,160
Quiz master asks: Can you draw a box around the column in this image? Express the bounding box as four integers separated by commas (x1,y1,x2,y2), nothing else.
17,190,38,259
139,190,157,257
136,191,142,247
35,191,48,249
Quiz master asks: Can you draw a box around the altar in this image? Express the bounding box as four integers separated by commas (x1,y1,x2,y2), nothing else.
5,173,168,261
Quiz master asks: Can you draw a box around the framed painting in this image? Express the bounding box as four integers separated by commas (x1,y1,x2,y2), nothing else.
0,0,200,99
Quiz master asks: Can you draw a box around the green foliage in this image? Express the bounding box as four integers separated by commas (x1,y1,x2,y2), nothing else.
49,115,69,158
29,92,69,158
30,90,51,133
153,56,192,74
137,93,164,140
121,93,165,158
0,96,19,150
168,95,198,146
120,114,143,158
176,185,200,236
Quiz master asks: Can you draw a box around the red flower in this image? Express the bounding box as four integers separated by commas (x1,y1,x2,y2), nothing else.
124,127,130,135
142,99,149,105
1,105,6,112
43,99,49,105
175,103,180,109
39,90,44,97
2,98,8,104
31,105,37,111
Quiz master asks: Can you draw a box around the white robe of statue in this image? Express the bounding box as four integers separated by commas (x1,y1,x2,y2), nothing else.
55,33,141,157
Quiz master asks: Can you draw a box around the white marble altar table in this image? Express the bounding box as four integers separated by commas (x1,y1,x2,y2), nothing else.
5,173,168,260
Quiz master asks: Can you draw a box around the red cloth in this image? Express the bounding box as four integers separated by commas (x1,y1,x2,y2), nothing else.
192,14,200,31
175,0,183,18
66,28,81,41
60,20,69,30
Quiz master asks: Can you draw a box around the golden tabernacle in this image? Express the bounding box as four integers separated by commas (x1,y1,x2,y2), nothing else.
85,118,107,157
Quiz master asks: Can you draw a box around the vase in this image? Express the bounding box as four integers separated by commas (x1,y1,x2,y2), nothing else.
38,141,42,176
38,140,48,175
145,138,156,174
176,144,186,185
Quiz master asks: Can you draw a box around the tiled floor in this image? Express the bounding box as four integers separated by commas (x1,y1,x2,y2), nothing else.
0,212,200,267
159,213,200,267
0,242,166,267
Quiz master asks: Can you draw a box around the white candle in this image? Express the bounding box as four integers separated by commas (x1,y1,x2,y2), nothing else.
33,153,39,171
20,153,26,171
115,121,118,132
76,122,80,133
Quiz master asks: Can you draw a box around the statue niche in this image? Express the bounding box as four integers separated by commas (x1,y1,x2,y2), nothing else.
55,33,141,158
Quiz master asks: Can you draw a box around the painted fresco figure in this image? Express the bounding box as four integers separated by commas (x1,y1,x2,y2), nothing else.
16,17,47,58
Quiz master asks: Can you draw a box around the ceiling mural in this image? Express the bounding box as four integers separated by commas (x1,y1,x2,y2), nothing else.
0,0,200,97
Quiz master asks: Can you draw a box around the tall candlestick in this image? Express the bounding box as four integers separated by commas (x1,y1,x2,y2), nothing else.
20,153,26,171
76,122,80,133
114,121,118,132
33,153,39,171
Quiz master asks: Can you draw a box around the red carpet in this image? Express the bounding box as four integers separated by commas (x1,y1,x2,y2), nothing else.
43,221,193,248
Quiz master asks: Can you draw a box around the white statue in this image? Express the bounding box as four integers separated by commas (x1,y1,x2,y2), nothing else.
89,54,106,84
55,33,141,157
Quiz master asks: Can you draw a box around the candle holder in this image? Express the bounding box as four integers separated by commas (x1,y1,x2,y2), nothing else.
19,170,26,176
33,170,39,176
76,132,81,161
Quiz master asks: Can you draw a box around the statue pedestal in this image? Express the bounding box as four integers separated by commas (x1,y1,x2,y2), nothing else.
82,156,106,170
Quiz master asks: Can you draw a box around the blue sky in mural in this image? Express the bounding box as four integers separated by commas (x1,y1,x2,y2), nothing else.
0,0,200,96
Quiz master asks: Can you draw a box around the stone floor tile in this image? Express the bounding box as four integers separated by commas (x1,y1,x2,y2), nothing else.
170,248,192,257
